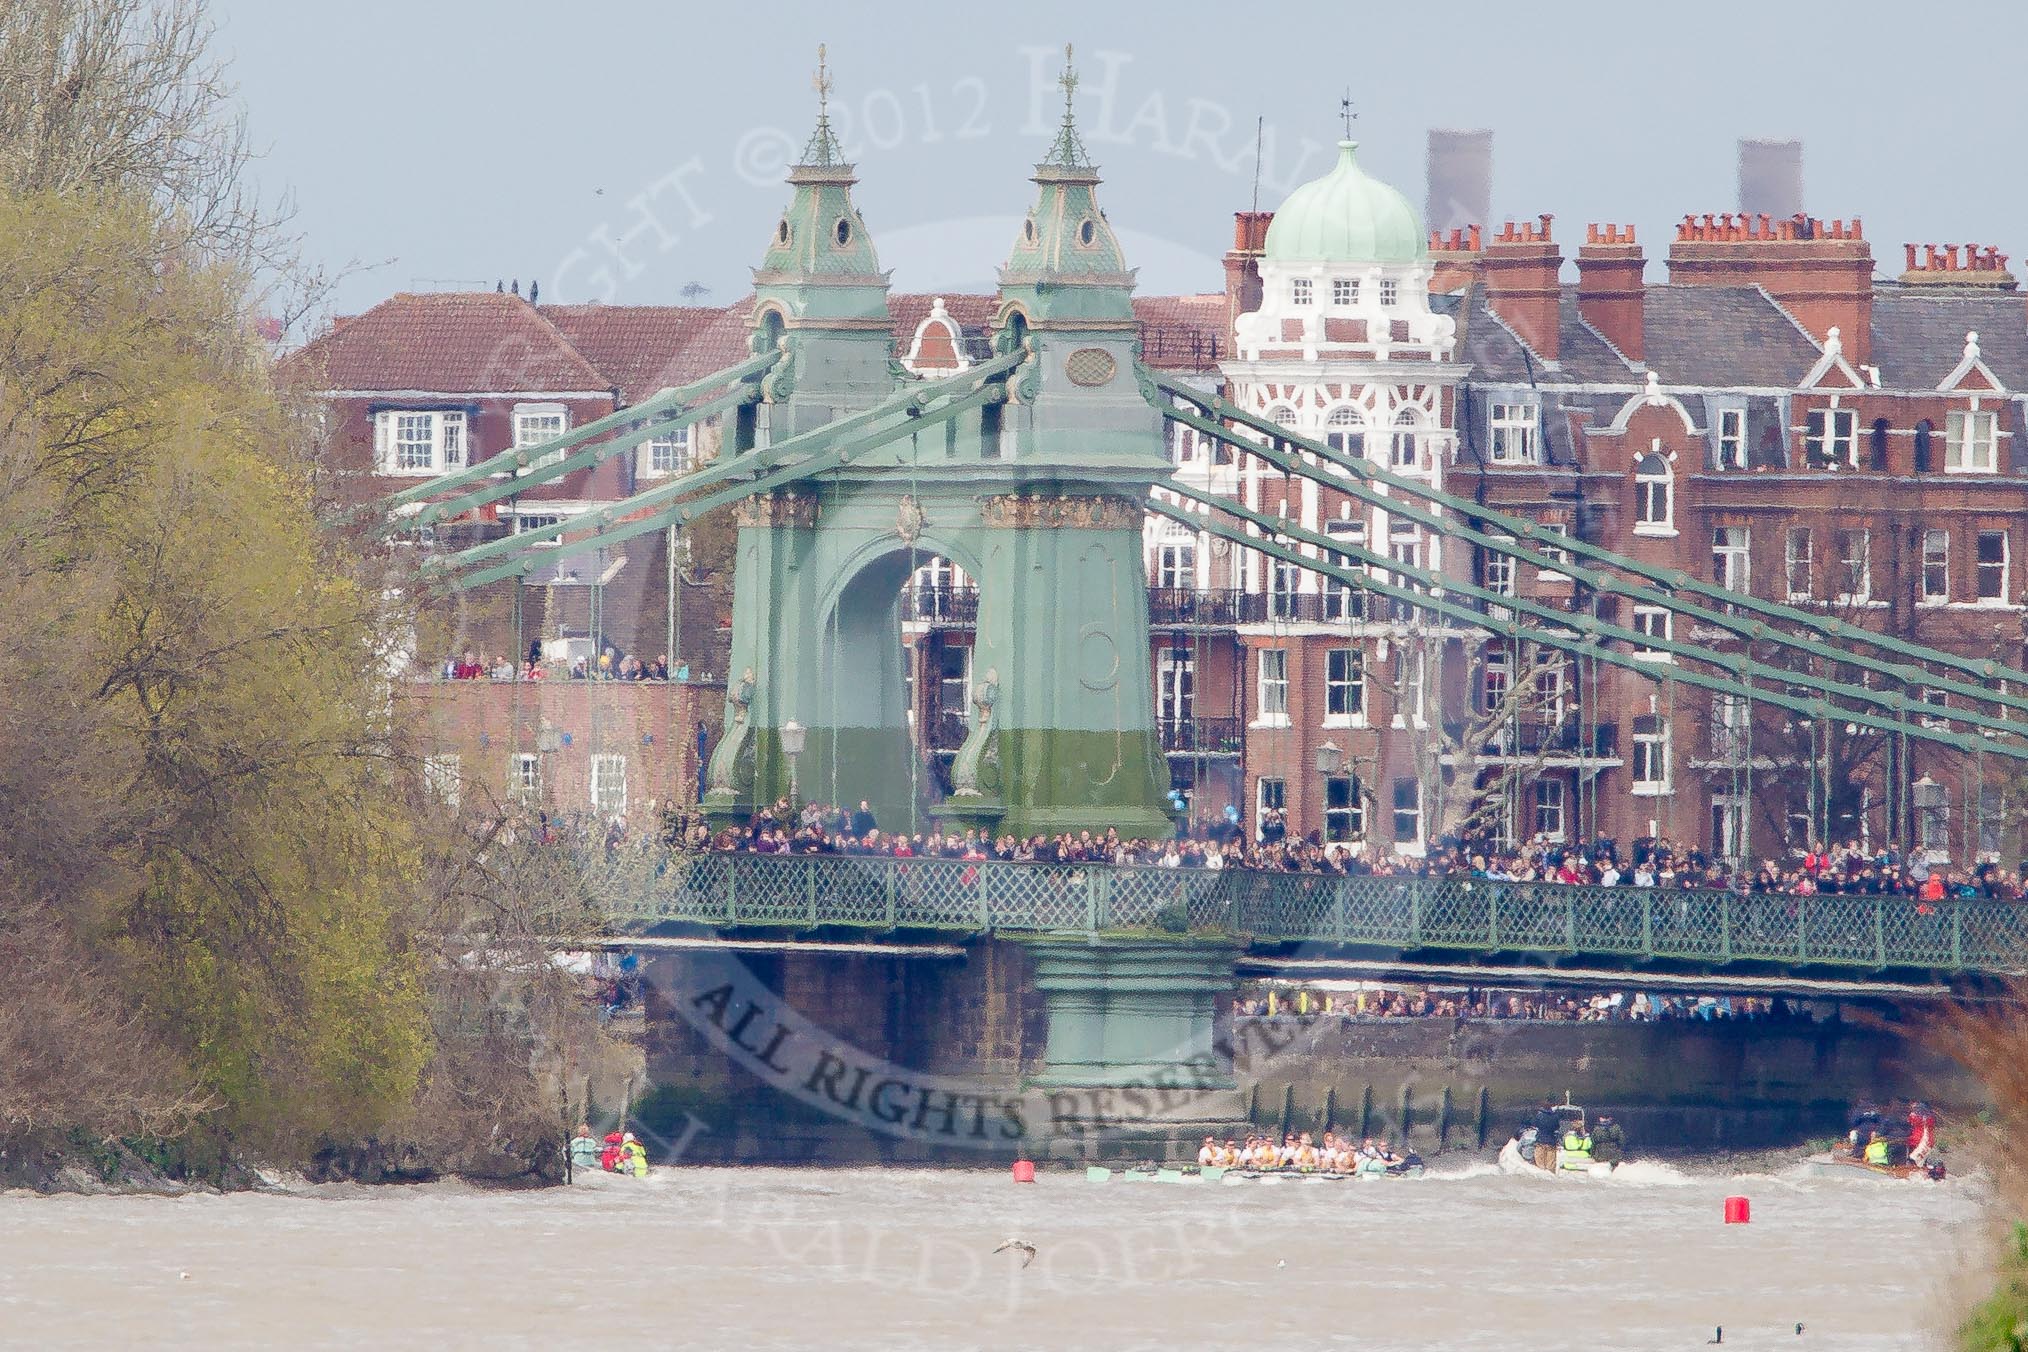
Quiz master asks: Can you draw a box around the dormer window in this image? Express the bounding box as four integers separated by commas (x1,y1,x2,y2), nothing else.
1077,218,1098,247
1488,402,1539,464
1804,408,1857,468
1022,217,1036,244
775,218,791,246
1290,278,1313,306
1378,279,1399,307
1332,277,1358,305
1716,408,1746,469
1946,410,1999,473
833,217,853,247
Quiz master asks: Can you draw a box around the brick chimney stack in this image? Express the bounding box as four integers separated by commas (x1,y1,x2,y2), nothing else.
1224,211,1271,347
1897,241,2018,291
1666,213,1874,364
1426,224,1482,295
1575,224,1645,361
1480,214,1562,361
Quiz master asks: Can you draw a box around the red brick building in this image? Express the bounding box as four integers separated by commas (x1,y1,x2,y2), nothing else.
297,159,2028,864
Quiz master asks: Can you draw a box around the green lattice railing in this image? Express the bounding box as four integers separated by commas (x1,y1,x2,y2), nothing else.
585,850,2028,976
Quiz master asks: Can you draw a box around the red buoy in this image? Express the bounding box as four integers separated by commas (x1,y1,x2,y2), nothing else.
1011,1159,1036,1183
1723,1195,1751,1224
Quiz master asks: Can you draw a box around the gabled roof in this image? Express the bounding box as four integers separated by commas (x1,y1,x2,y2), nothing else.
1871,287,2028,391
286,291,607,393
292,285,1235,403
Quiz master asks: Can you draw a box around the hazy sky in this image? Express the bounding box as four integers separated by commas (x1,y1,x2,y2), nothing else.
211,0,2028,321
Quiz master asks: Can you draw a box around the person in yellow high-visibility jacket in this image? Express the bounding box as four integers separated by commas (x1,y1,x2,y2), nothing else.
1559,1125,1594,1170
1864,1134,1892,1167
621,1132,649,1178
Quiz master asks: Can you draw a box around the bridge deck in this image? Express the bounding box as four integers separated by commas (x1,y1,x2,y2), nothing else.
585,851,2026,979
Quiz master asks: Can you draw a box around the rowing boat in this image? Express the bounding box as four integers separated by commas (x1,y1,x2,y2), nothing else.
1083,1164,1420,1183
1804,1151,1944,1181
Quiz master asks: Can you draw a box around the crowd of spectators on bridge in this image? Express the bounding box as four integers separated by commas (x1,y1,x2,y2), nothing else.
671,795,2023,904
441,644,674,683
1231,984,1819,1025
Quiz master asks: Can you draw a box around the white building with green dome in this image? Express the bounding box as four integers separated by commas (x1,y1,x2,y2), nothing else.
1222,136,1468,856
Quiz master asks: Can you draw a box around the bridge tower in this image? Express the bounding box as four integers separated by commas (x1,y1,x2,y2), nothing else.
703,55,1173,841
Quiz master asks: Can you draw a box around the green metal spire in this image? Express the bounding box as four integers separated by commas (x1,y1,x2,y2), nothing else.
1041,43,1091,170
800,43,844,168
754,44,888,327
999,43,1133,323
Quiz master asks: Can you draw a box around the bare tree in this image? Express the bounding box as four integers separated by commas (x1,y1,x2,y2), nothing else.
1389,625,1575,847
0,0,355,336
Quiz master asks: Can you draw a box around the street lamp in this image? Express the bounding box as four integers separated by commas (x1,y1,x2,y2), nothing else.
780,719,806,808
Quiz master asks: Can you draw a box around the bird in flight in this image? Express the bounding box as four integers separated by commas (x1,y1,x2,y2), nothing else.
993,1238,1037,1268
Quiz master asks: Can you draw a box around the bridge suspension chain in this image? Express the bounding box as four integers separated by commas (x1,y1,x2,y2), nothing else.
1146,493,2028,764
1147,401,2028,746
1144,370,2028,730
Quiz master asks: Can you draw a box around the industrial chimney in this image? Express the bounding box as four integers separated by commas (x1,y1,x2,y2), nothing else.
1737,139,1804,220
1426,129,1492,235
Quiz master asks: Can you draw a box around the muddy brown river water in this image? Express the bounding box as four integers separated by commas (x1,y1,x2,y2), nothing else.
0,1161,1987,1350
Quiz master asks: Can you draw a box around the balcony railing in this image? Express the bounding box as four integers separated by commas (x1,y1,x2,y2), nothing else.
903,585,979,625
1153,589,1372,626
1157,716,1243,754
1148,587,1246,627
582,850,2024,976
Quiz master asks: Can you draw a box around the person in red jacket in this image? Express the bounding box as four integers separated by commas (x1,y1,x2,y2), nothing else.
1907,1101,1938,1166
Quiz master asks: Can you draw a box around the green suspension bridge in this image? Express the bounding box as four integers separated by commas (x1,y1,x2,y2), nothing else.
370,55,2028,1017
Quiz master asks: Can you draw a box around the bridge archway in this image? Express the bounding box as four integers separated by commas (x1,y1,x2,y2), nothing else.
808,533,984,835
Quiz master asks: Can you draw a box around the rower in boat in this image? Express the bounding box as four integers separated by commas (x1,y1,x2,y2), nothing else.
567,1124,602,1175
1198,1136,1220,1167
1558,1120,1596,1172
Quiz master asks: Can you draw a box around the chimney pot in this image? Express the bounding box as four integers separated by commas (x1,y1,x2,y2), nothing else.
1469,223,1482,250
1904,243,1918,271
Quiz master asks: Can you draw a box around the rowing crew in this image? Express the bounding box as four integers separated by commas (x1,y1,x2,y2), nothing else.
1199,1132,1423,1175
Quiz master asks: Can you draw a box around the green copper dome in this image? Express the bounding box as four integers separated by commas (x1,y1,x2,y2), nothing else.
1263,141,1426,265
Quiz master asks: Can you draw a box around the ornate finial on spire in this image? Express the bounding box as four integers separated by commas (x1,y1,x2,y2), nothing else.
1043,42,1092,170
1340,89,1358,141
800,43,844,167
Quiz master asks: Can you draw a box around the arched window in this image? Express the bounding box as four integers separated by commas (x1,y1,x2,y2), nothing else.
1390,409,1421,468
1869,418,1890,471
1324,405,1365,459
1913,419,1935,473
1264,404,1296,428
1634,453,1673,532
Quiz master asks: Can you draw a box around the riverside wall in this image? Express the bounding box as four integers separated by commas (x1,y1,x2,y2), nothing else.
1232,1012,1985,1154
631,938,1982,1163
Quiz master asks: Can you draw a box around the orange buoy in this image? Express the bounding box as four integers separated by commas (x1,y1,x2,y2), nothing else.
1011,1159,1036,1183
1723,1195,1751,1224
